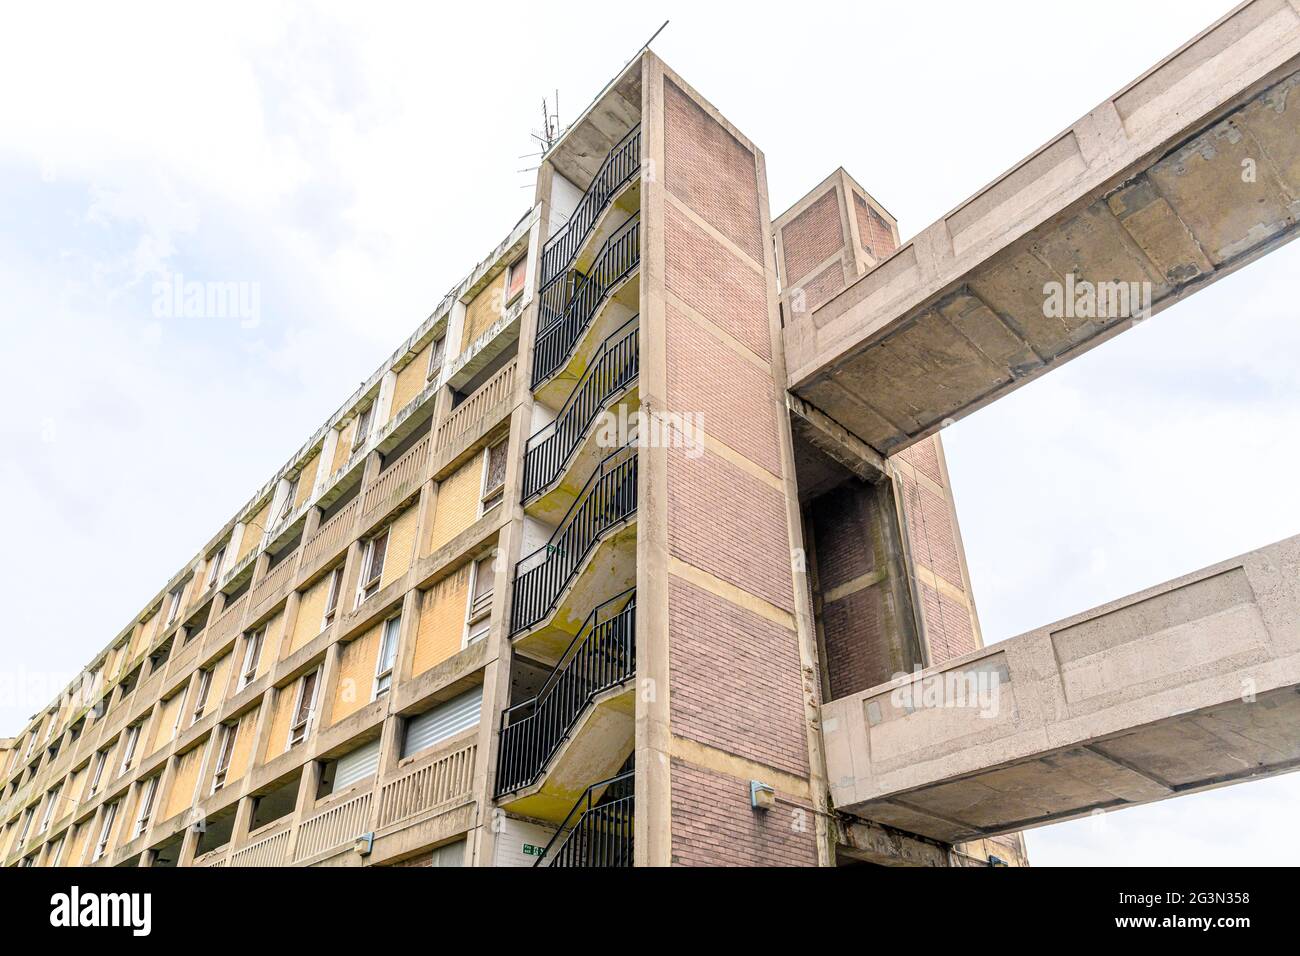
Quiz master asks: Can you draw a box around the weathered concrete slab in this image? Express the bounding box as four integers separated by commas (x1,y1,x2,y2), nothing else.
787,0,1300,455
821,534,1300,842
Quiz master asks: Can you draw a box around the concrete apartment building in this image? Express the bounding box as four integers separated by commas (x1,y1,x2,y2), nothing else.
4,0,1300,868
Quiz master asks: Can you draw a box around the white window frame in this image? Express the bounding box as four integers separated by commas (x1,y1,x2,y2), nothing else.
426,335,446,383
164,585,184,626
465,555,494,648
479,442,506,517
134,776,158,838
322,566,344,630
16,807,34,847
118,724,140,776
87,749,108,797
240,626,266,689
352,404,374,453
505,255,527,305
212,722,237,794
287,670,320,749
169,687,188,739
38,785,60,834
373,615,401,700
92,801,118,862
356,529,389,607
206,546,227,589
191,668,213,725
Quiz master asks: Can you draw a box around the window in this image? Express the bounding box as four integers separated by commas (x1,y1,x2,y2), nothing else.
134,777,158,838
328,738,381,793
288,670,319,749
506,255,527,304
118,724,140,775
16,807,34,847
38,785,61,834
191,668,213,725
164,585,185,626
212,723,237,793
92,801,118,862
401,686,483,759
373,615,401,699
87,749,108,797
426,335,446,383
480,441,507,515
322,566,344,630
240,626,266,689
170,688,188,738
352,404,373,452
356,529,389,606
466,556,494,647
206,546,227,589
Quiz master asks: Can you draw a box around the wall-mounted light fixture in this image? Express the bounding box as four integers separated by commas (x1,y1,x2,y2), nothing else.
750,780,775,811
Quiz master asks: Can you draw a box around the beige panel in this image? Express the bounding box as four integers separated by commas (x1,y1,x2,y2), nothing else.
388,343,429,424
237,501,271,562
257,611,285,680
263,686,295,761
380,504,418,589
460,271,507,355
162,747,203,822
330,418,357,475
293,453,319,509
225,706,259,784
428,457,481,553
332,623,382,724
150,693,183,755
289,574,331,653
412,566,470,676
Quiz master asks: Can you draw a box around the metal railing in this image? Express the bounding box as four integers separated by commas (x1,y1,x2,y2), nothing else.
533,213,640,389
496,592,635,795
522,317,639,502
534,770,634,868
539,124,641,288
510,443,638,634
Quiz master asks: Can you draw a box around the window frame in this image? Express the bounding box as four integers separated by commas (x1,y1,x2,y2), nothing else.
465,555,495,648
322,566,344,630
240,625,266,689
373,614,402,700
287,670,320,749
133,776,158,838
92,801,118,862
191,667,213,725
118,724,140,776
479,441,507,517
212,722,238,794
356,528,389,607
352,404,374,453
426,335,446,383
206,546,227,589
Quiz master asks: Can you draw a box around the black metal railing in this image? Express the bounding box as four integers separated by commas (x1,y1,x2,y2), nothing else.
539,124,641,288
532,213,640,389
510,443,638,634
534,770,634,868
495,591,636,796
522,317,639,502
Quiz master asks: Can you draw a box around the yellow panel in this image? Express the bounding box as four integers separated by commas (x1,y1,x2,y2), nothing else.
380,504,418,589
331,418,357,475
66,766,87,808
388,343,429,424
150,693,183,755
332,623,381,724
411,565,470,676
428,457,481,554
162,748,203,821
226,707,259,784
289,574,331,653
237,501,271,562
66,821,91,867
209,653,233,706
264,686,295,761
461,270,507,356
293,453,319,509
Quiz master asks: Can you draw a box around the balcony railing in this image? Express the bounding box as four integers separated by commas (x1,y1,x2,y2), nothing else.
496,592,635,796
522,316,639,502
533,213,640,389
534,770,634,868
538,124,641,288
510,443,638,635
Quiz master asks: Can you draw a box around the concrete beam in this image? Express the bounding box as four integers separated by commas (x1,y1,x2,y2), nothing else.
787,0,1300,455
821,534,1300,842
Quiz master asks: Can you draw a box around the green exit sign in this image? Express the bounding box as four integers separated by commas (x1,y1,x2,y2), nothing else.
522,843,544,857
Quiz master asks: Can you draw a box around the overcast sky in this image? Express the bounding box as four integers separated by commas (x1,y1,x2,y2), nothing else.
2,0,1296,865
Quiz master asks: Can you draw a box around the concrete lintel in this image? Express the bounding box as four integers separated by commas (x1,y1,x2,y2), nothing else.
787,393,887,482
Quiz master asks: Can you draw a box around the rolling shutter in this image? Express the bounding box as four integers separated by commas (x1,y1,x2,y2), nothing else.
401,686,482,758
333,738,382,791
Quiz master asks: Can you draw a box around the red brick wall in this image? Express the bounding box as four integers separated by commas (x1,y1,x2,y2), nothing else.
782,188,843,283
895,436,978,664
669,760,817,867
664,79,764,265
667,577,808,778
656,70,817,866
854,192,896,261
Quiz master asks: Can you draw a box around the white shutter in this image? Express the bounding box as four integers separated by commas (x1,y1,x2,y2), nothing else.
428,839,465,867
401,686,483,758
333,738,382,791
